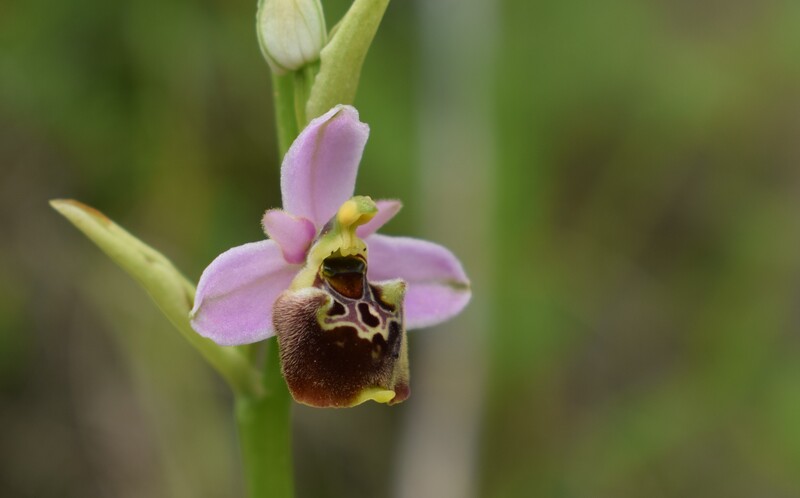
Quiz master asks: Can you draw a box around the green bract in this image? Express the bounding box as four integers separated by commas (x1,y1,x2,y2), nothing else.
305,0,390,120
49,199,261,396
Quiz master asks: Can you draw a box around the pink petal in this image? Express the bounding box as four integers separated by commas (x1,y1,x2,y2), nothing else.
365,234,471,330
261,209,316,264
281,105,370,228
191,240,300,345
356,199,402,238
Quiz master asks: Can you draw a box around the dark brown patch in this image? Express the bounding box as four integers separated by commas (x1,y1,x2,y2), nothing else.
358,303,380,327
327,300,346,316
322,256,365,299
388,321,402,359
273,290,405,408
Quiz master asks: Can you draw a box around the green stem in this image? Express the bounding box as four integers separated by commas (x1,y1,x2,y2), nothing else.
293,63,317,129
272,72,298,157
236,339,294,498
234,71,304,497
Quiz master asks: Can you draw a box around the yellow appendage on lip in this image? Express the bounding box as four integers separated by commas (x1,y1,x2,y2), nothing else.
353,388,396,406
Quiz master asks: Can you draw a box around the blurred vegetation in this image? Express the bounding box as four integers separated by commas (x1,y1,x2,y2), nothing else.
2,0,800,497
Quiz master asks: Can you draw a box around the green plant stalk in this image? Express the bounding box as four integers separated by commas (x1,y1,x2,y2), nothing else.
272,72,298,157
236,340,294,498
234,68,301,498
293,63,318,129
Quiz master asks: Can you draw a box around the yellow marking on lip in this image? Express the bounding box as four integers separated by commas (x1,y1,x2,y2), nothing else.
353,388,396,405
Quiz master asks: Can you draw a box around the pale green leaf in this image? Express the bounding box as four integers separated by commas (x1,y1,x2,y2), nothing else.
50,199,260,396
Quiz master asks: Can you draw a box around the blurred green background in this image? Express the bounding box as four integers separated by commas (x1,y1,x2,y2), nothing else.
2,0,800,496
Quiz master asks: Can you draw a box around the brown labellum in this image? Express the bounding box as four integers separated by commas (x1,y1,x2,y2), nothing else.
273,255,409,408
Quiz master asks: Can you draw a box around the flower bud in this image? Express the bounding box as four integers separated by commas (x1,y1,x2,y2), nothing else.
257,0,327,74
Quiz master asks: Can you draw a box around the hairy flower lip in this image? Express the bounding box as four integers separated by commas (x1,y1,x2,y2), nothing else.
273,273,408,408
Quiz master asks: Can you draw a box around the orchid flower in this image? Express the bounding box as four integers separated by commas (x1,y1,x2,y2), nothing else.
190,105,470,407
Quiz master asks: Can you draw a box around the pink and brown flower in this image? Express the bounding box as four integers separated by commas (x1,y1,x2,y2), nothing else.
190,105,470,407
